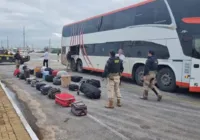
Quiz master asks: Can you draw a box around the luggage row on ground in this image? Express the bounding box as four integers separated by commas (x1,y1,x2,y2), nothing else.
13,65,103,116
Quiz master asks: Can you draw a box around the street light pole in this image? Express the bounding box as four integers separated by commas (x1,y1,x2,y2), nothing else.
23,26,25,50
7,36,9,49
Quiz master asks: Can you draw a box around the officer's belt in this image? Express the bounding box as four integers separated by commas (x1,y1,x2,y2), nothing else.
108,73,120,77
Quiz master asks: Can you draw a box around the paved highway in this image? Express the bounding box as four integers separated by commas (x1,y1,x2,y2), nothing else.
0,53,200,140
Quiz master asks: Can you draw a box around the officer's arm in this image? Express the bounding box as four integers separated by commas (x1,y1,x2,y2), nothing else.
102,60,111,78
144,59,151,76
120,60,124,73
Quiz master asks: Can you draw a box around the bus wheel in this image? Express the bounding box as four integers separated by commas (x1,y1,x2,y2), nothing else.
157,68,176,92
77,60,83,73
134,66,144,86
71,59,77,72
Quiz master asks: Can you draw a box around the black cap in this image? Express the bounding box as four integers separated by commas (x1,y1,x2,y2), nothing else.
110,51,115,57
148,50,155,55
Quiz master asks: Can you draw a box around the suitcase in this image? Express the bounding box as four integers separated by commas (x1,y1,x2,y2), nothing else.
31,79,39,87
48,88,61,99
42,71,49,80
41,85,52,95
24,69,30,80
52,70,59,77
55,93,76,107
45,67,53,75
29,69,34,75
36,72,43,78
71,101,87,116
14,69,20,76
87,79,101,88
53,77,61,85
71,76,83,83
45,75,54,82
80,83,101,99
19,73,25,80
69,84,79,91
36,83,46,91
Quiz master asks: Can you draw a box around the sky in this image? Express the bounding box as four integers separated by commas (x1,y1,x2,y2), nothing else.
0,0,142,49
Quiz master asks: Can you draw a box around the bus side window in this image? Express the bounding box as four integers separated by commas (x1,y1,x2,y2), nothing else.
100,14,115,31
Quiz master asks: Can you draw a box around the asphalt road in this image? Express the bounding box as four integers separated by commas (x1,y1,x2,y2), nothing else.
0,53,200,140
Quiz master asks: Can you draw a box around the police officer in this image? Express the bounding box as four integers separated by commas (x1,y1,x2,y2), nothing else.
140,50,162,101
102,51,124,108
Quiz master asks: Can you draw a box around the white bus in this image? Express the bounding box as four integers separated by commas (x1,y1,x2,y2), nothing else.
61,0,200,92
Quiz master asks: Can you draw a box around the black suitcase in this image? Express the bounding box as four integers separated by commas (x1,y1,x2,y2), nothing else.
36,83,46,91
71,76,83,83
87,79,101,88
41,85,52,95
69,84,79,91
48,88,61,99
53,77,61,85
36,72,43,78
71,101,87,116
29,69,34,75
80,83,101,99
45,67,53,75
45,75,54,82
19,73,25,80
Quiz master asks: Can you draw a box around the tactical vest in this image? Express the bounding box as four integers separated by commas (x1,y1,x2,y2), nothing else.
108,57,121,74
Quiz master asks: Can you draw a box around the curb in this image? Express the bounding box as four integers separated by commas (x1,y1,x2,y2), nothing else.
0,81,39,140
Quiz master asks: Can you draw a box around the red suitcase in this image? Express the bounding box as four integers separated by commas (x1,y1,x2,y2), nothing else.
55,93,75,107
52,70,59,77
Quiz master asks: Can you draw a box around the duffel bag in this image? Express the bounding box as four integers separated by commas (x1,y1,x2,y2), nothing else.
48,88,61,99
41,85,52,95
45,75,54,82
71,76,83,83
52,70,59,77
69,84,79,91
24,69,30,80
87,79,101,88
45,67,53,75
31,79,39,87
36,72,43,78
71,101,87,116
19,73,25,80
53,77,61,85
29,69,34,75
36,83,46,91
80,83,101,99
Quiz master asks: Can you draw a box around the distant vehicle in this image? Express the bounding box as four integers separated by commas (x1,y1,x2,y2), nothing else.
0,49,30,63
61,0,200,92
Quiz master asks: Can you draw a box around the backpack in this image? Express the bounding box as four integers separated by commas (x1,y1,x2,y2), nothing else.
41,85,52,95
45,75,54,82
80,83,101,99
36,72,43,78
48,88,61,99
53,77,61,85
29,69,34,75
86,79,101,88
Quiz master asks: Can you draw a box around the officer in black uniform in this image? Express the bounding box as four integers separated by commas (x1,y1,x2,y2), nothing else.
102,51,124,108
140,50,162,101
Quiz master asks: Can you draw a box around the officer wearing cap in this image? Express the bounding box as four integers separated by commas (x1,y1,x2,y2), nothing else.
102,51,124,108
140,50,162,101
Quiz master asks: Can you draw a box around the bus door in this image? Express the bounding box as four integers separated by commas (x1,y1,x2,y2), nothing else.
189,37,200,92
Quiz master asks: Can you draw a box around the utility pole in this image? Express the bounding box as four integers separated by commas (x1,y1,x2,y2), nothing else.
49,38,51,52
23,26,25,50
7,36,9,49
1,40,2,48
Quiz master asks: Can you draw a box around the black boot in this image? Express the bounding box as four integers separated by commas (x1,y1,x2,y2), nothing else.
152,88,162,101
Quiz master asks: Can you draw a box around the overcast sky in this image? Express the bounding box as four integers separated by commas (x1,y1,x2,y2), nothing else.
0,0,141,49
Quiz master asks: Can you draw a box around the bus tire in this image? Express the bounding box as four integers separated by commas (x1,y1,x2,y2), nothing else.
134,66,144,86
71,59,77,72
157,67,176,92
77,60,83,73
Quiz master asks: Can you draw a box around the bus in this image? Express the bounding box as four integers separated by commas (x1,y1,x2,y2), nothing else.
61,0,200,92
